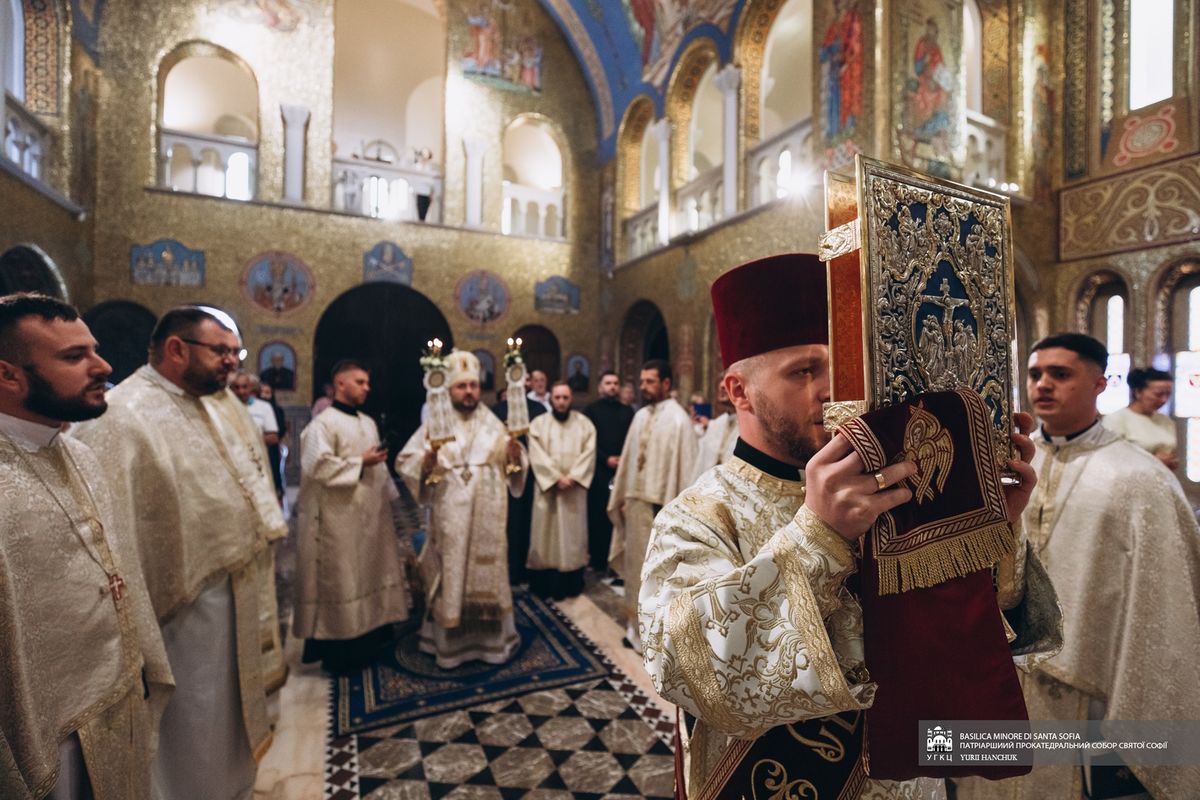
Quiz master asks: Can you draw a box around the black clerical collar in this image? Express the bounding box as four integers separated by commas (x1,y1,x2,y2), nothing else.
332,400,359,416
1040,417,1099,444
733,438,803,481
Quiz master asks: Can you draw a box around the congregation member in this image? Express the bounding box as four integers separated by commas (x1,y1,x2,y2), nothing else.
640,254,1055,799
584,369,634,571
1101,365,1179,470
526,368,551,410
0,293,173,800
257,381,288,498
230,370,279,450
959,334,1200,799
294,360,410,673
608,358,696,653
689,378,738,483
397,350,528,668
491,386,546,583
526,381,596,599
75,306,273,800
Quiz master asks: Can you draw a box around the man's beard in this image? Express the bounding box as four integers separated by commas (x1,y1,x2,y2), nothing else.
640,390,658,405
452,397,478,414
752,388,827,464
23,365,107,422
182,360,228,395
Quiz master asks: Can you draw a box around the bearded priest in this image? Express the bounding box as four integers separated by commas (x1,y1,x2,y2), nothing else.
0,294,173,800
396,349,528,669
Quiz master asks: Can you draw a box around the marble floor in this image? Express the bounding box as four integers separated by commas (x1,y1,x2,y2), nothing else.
252,578,674,799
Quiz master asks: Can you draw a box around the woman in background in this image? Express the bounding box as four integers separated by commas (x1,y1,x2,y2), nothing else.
1103,367,1179,470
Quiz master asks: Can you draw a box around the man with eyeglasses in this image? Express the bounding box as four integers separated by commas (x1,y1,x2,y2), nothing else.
75,306,273,800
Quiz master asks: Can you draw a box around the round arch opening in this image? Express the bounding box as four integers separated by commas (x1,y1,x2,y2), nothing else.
619,300,669,384
0,244,68,298
512,324,561,383
313,283,453,451
83,300,157,386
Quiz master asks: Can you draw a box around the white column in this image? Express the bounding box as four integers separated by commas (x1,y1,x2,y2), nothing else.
463,136,486,227
651,119,671,245
280,104,310,203
714,64,741,218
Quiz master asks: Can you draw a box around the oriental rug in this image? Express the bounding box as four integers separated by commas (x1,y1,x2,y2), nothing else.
324,647,676,799
332,592,609,736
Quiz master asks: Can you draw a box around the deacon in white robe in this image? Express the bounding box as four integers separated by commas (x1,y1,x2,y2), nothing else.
294,361,410,671
0,297,173,800
643,255,1059,800
526,382,596,599
74,308,271,800
607,359,697,652
396,350,528,669
958,335,1200,800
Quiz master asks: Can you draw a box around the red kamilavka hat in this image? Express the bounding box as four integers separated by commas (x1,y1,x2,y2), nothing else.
710,253,828,368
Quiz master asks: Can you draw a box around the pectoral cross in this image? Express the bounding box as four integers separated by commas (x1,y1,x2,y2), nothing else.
462,466,473,483
108,573,126,604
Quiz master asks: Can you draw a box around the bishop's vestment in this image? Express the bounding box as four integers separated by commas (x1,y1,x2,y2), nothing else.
526,410,596,598
608,398,697,641
74,365,272,800
397,406,527,669
0,413,173,800
294,404,410,642
958,423,1200,800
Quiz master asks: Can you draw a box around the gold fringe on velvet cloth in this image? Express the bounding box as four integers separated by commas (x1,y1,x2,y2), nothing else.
875,521,1013,596
837,388,1015,596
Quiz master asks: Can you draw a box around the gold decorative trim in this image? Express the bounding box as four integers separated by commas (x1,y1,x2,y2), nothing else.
822,401,868,433
1152,259,1200,356
1060,155,1200,261
665,38,720,192
1071,269,1126,336
616,96,657,218
817,220,861,262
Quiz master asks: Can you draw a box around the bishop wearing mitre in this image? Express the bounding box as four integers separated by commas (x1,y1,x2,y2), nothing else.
526,381,596,600
397,349,528,669
294,360,410,672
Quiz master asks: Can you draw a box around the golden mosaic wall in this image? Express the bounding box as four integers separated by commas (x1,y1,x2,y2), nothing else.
607,192,828,399
0,167,92,304
73,0,602,405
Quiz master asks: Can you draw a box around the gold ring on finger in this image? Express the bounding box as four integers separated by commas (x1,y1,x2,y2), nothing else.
873,471,887,491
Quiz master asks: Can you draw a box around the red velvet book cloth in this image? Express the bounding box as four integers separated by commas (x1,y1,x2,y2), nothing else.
838,389,1030,780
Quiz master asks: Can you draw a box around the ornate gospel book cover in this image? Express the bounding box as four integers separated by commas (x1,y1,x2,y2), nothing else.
819,154,1019,466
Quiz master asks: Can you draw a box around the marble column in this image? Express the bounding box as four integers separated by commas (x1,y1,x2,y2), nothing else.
463,136,486,228
714,64,741,219
650,119,672,245
280,104,311,204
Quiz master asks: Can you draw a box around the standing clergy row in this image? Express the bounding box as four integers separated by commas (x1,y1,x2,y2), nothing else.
2,297,287,800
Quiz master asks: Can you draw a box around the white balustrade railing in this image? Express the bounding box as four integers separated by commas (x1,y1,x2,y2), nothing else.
4,92,49,182
332,156,443,223
746,116,813,208
675,165,723,236
158,128,257,201
965,110,1010,192
623,204,659,260
501,181,565,239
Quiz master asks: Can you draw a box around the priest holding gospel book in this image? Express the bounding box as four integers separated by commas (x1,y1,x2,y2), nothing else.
639,254,1062,799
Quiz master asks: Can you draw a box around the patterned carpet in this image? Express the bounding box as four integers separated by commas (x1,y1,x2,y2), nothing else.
324,608,676,799
332,593,609,736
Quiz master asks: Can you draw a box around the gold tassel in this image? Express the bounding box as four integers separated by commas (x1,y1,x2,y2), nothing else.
876,522,1016,595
